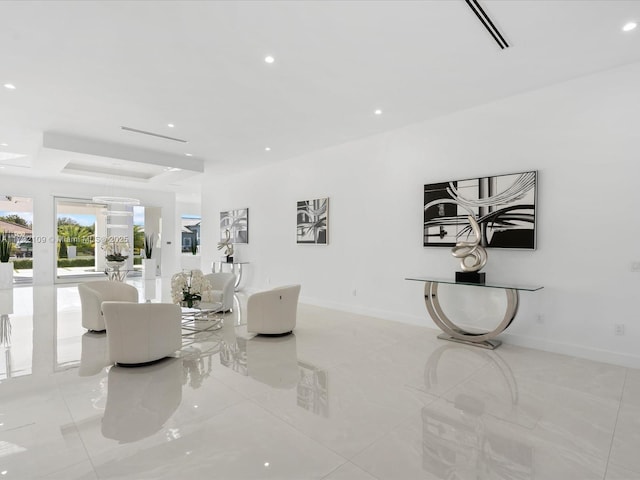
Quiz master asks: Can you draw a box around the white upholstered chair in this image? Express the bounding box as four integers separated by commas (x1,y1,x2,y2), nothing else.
246,284,301,336
202,272,236,312
102,302,182,366
78,281,139,332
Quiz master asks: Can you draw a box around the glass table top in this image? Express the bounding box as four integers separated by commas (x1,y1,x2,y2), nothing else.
405,276,543,292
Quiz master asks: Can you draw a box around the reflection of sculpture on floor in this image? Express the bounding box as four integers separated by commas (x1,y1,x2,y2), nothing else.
421,345,534,479
101,358,182,443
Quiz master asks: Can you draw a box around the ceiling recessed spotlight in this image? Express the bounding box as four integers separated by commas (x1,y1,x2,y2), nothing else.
3,84,16,90
0,143,7,147
264,55,275,64
0,166,5,170
374,109,383,115
623,21,637,32
167,123,175,128
265,147,271,151
185,153,193,157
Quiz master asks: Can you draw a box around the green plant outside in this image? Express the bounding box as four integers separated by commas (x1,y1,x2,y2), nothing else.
0,232,12,263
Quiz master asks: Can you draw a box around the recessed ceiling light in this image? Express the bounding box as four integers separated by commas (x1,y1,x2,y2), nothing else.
623,22,637,32
0,143,7,147
374,109,383,115
184,153,193,157
264,55,275,64
265,147,271,151
0,166,5,169
3,84,16,90
167,123,175,128
164,167,182,172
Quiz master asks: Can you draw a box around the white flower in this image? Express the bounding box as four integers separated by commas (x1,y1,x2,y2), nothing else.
170,270,213,304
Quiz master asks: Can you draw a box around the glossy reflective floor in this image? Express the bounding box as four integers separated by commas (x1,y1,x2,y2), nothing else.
1,281,639,480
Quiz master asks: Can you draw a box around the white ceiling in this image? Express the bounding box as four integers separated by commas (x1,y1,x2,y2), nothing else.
0,0,639,195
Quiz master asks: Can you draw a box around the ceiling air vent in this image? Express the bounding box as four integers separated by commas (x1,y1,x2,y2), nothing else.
465,0,509,49
121,126,188,143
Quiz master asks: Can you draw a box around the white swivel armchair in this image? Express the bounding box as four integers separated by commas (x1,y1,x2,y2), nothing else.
246,284,301,336
102,302,182,366
78,281,139,332
203,272,236,312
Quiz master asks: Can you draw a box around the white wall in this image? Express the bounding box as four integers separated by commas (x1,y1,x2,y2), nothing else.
0,175,178,284
202,60,640,368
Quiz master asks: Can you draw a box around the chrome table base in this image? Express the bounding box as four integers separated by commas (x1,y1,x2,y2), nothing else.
424,281,518,349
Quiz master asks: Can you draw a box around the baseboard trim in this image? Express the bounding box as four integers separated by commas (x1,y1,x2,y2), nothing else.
298,295,640,369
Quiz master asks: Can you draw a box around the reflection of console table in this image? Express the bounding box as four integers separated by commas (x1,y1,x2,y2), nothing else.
405,277,543,350
212,261,249,291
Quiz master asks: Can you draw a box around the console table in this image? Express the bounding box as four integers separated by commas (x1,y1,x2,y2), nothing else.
212,261,249,291
405,277,543,349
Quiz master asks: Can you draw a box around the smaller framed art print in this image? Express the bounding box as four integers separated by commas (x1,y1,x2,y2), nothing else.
297,198,329,245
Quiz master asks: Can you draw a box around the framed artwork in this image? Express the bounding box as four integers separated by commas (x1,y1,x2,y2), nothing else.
297,197,329,245
423,171,537,249
220,208,249,244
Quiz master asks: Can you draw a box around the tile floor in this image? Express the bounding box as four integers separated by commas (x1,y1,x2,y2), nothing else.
0,280,639,479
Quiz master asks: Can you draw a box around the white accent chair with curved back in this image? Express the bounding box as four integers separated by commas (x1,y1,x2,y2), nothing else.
202,272,236,312
102,302,182,367
78,281,139,332
246,285,301,336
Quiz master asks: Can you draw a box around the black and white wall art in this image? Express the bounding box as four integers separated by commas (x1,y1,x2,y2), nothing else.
423,171,537,249
220,208,249,244
297,197,329,245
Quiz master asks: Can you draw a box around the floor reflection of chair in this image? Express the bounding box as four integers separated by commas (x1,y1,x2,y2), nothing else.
101,358,182,443
247,334,298,389
79,332,109,376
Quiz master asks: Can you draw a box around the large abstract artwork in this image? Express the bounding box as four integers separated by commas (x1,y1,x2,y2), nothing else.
423,171,537,249
297,198,329,245
220,208,249,244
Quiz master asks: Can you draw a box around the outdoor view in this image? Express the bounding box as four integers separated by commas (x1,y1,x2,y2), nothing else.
0,196,146,281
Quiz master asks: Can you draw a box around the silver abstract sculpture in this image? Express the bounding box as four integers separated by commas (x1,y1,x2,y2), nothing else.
451,216,488,272
217,229,234,257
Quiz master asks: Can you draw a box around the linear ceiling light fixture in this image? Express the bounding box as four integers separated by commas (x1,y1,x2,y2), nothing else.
464,0,509,49
120,126,188,143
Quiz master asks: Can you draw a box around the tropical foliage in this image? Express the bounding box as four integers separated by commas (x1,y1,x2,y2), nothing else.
0,232,12,262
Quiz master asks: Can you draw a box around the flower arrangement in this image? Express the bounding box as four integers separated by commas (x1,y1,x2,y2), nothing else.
171,270,213,308
100,236,130,262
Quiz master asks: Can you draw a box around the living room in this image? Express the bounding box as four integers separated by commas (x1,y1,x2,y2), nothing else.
1,1,640,479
